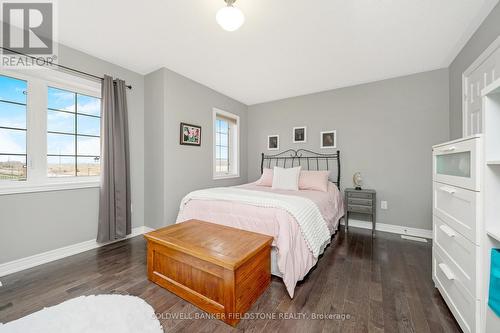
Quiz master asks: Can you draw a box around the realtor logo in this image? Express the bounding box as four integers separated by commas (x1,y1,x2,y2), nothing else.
1,0,57,68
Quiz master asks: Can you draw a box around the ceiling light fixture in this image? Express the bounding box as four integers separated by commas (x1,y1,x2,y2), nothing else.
216,0,245,32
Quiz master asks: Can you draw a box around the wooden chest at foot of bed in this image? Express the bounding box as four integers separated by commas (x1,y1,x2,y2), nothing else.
144,219,273,326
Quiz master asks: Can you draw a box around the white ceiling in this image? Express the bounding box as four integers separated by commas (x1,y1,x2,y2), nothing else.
59,0,499,105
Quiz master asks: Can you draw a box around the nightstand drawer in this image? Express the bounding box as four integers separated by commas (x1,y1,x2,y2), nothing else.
348,198,372,206
348,204,373,214
347,192,373,199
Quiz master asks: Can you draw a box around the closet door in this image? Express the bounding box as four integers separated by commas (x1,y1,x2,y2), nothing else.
464,70,483,136
463,38,500,137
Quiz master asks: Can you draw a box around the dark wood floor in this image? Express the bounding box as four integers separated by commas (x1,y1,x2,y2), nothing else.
0,227,461,333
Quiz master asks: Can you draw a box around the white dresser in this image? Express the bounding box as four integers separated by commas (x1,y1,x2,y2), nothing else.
432,135,483,333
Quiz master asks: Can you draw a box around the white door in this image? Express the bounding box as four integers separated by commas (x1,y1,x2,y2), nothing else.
463,37,500,137
464,70,483,135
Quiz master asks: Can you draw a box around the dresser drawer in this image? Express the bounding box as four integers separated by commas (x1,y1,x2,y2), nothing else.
433,182,480,244
433,215,477,296
347,204,372,214
347,198,372,206
433,247,477,333
432,137,481,191
347,192,373,199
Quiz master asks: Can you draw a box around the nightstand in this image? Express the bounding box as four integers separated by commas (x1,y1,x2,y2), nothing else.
345,188,376,235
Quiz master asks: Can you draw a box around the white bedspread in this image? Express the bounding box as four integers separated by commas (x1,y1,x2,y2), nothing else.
180,187,331,258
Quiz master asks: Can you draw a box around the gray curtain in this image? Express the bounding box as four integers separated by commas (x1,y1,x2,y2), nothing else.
97,75,131,243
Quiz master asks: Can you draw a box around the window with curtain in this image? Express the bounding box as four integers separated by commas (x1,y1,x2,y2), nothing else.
0,70,101,193
213,109,239,179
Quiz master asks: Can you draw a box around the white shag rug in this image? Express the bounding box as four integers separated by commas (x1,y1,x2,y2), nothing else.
0,295,163,333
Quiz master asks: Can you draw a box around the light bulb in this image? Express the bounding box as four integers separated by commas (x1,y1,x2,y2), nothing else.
216,5,245,32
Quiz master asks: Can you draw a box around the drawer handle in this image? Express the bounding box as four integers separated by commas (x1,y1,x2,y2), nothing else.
439,186,456,195
439,146,456,153
438,263,455,280
439,224,456,238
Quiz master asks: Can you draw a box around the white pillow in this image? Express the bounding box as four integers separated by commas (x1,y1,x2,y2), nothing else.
272,166,302,191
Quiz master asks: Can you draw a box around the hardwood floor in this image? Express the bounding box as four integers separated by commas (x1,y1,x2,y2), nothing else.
0,227,461,332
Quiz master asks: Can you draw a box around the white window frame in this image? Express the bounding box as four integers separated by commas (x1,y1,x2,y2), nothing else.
212,108,240,180
0,68,101,195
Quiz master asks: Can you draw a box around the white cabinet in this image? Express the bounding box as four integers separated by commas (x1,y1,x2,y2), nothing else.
458,36,500,333
482,78,500,333
432,135,482,333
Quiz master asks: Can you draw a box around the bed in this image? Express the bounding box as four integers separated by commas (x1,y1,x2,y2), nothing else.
176,149,344,298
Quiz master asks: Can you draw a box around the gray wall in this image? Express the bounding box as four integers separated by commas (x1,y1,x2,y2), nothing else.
247,69,450,230
144,69,166,232
0,189,98,262
449,2,500,140
144,68,248,229
0,44,145,264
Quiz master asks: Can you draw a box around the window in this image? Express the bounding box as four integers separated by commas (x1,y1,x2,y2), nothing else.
215,118,230,173
0,70,101,194
213,108,239,179
47,87,101,177
0,75,27,181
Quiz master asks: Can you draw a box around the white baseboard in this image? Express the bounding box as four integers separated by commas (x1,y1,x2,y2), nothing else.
401,235,428,243
341,219,433,239
0,226,154,278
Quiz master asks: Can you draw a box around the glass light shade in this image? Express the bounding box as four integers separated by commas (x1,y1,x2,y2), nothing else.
216,5,245,31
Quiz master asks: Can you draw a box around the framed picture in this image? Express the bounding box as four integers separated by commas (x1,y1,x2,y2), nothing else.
293,126,307,143
267,135,279,150
180,122,202,146
320,130,337,149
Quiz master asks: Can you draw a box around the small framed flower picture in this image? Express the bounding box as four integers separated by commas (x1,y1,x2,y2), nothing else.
268,135,279,150
320,130,337,149
293,126,307,143
180,122,202,146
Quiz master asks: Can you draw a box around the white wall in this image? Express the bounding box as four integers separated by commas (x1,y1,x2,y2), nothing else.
0,44,145,264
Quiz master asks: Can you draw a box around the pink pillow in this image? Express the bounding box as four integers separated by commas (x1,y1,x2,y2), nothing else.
256,168,273,186
299,170,329,192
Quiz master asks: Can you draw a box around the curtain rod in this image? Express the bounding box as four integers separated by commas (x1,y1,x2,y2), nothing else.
0,47,132,90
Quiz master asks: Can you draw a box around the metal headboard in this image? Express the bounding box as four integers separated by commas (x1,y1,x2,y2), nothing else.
261,149,341,188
